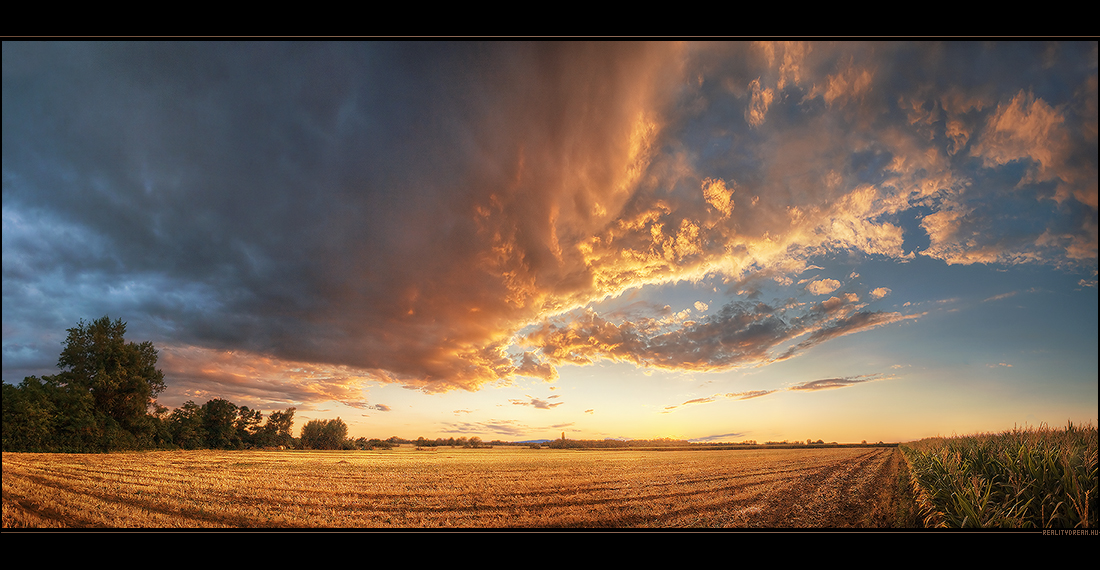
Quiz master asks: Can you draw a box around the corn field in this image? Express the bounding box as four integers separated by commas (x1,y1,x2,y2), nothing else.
901,422,1098,529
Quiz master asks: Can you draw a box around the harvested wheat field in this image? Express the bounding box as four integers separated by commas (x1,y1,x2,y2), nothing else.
3,446,906,528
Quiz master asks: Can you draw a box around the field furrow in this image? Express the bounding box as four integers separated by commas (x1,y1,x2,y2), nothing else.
3,447,903,528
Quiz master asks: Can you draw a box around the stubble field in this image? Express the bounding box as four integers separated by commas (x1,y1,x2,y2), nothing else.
3,446,905,528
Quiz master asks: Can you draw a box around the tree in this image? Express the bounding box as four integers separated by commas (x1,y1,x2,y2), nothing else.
167,401,205,450
2,316,168,451
201,398,241,449
2,377,60,451
54,316,166,442
301,418,348,450
235,406,264,447
322,417,349,450
254,407,295,448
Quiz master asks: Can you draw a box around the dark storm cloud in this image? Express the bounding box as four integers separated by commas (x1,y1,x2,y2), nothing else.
3,41,684,391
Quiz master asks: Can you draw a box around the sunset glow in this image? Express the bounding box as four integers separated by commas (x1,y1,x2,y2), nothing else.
3,41,1096,444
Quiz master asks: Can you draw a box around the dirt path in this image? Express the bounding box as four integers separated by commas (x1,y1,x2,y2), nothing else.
740,447,903,528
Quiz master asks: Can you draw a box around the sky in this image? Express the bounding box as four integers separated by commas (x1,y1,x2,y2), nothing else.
3,41,1097,444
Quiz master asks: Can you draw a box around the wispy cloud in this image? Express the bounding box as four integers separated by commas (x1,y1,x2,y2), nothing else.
440,420,533,437
341,401,391,412
730,390,778,400
663,389,781,411
662,373,887,412
511,396,564,409
690,432,751,443
788,374,885,391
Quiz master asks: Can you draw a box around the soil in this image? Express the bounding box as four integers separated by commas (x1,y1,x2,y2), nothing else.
741,447,910,528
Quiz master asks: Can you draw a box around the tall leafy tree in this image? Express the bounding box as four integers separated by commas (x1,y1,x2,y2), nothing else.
167,401,205,450
254,407,296,448
301,418,348,450
2,377,59,451
235,406,264,447
3,316,168,451
321,418,349,449
201,398,241,449
301,420,325,449
54,316,166,442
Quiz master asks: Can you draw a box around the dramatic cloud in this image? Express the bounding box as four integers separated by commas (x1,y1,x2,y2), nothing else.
4,41,1096,406
524,289,919,374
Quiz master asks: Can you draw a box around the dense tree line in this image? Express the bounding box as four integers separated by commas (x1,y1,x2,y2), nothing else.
2,317,296,452
162,399,296,450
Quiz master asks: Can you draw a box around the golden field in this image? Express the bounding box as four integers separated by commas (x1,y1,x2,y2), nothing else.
2,445,903,528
